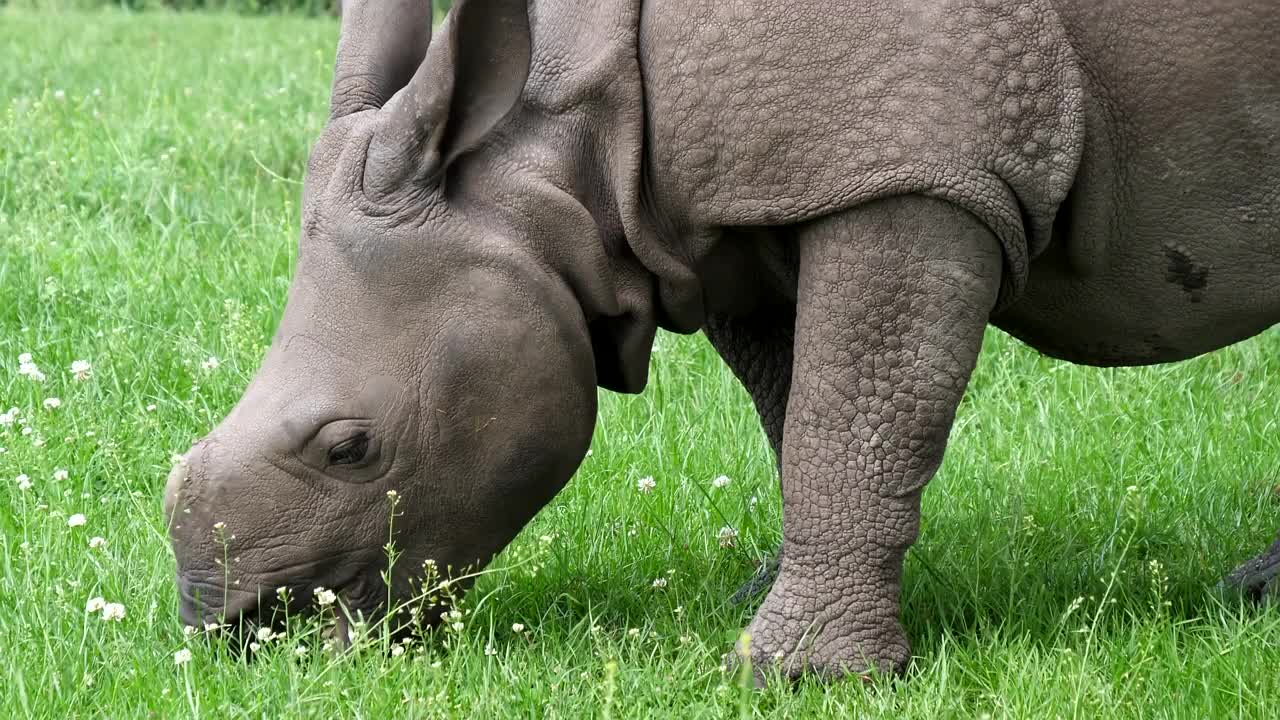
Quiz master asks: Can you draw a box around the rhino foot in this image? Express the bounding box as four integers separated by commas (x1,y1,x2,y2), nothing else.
728,569,911,686
1220,533,1280,603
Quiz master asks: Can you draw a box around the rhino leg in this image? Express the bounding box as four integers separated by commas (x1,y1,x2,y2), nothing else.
1221,532,1280,602
739,195,1002,681
704,308,794,603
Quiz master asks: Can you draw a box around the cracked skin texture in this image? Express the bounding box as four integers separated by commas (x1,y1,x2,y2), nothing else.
165,0,1280,682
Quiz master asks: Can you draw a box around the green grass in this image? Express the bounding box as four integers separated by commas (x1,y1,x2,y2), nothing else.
2,9,1280,718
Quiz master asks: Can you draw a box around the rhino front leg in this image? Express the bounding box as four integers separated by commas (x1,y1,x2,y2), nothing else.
742,195,1002,680
705,308,794,603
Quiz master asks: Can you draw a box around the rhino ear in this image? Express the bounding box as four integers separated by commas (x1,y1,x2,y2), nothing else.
371,0,532,185
329,0,432,118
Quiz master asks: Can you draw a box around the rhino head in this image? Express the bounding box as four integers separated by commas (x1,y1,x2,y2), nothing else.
163,0,650,634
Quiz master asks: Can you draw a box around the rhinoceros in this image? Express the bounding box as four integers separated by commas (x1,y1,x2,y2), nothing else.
164,0,1280,679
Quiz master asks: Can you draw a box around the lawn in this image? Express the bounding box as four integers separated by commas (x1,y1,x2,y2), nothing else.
2,8,1279,719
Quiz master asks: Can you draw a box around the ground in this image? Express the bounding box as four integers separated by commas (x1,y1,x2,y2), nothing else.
2,9,1279,719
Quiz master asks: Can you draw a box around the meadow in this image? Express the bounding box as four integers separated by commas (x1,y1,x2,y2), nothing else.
2,8,1279,718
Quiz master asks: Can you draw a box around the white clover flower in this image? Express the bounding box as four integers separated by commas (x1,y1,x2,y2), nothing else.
313,587,337,607
652,577,668,589
717,526,738,548
256,626,276,643
627,628,640,637
70,360,92,381
450,621,464,632
21,427,32,436
53,469,68,481
173,648,192,665
43,397,61,410
484,643,497,657
16,474,32,491
18,353,46,382
68,513,87,527
293,645,307,657
0,407,17,425
86,596,106,613
248,642,261,653
182,625,198,637
511,623,525,633
146,404,157,412
200,356,220,371
390,644,405,657
101,602,126,621
636,476,656,494
712,475,732,489
88,536,106,549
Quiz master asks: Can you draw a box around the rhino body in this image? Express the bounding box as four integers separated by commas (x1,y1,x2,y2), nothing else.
165,0,1280,679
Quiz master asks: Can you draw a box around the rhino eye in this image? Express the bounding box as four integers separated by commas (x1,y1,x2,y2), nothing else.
327,434,370,466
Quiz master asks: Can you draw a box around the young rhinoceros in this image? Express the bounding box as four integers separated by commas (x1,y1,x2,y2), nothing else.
165,0,1280,680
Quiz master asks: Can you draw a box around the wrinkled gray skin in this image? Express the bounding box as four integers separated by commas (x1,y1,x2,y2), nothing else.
166,0,1280,679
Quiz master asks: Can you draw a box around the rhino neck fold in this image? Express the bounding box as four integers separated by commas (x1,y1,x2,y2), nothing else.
465,0,707,392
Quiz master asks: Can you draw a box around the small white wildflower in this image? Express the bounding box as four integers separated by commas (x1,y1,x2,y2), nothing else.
86,596,106,613
203,622,222,633
173,648,192,665
182,625,198,637
636,476,656,494
390,644,405,657
88,536,106,549
21,427,32,436
748,495,759,509
484,643,498,657
511,623,525,633
146,404,157,412
200,356,220,371
450,621,464,632
16,474,32,491
101,602,126,622
70,360,92,381
651,577,668,589
54,89,66,101
31,435,45,447
68,513,87,528
717,526,738,548
627,628,640,637
212,521,226,532
712,475,732,489
248,642,261,653
385,489,398,501
294,645,307,657
256,626,276,642
18,355,46,382
313,587,337,607
53,469,68,481
0,408,17,425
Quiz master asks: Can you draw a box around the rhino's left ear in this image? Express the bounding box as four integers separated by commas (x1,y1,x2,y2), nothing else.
369,0,532,188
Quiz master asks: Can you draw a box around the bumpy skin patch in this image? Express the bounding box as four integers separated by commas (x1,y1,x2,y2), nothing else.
737,195,1003,678
640,0,1084,308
